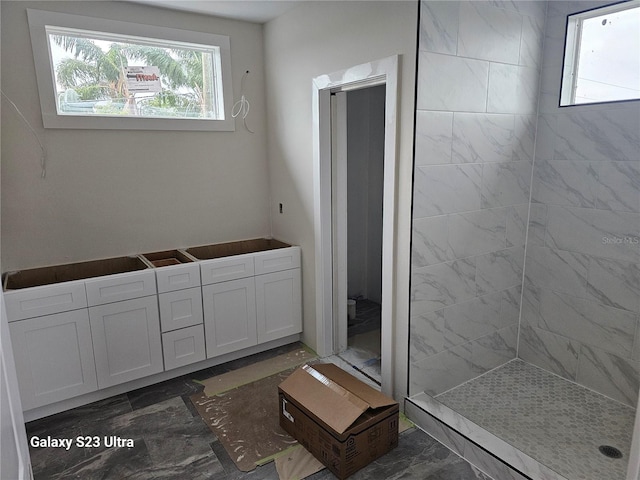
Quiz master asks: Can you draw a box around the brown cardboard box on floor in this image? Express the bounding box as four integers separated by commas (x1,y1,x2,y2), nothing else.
278,363,399,479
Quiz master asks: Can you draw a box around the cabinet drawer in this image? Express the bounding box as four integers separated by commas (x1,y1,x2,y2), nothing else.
155,262,200,293
199,254,255,285
4,281,87,321
159,287,203,332
162,324,206,371
254,246,300,275
85,270,156,306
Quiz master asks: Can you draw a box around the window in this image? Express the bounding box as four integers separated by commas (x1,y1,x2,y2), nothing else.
27,9,234,130
560,0,640,106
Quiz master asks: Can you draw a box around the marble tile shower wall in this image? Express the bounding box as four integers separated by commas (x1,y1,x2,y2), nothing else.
519,1,640,408
409,0,546,396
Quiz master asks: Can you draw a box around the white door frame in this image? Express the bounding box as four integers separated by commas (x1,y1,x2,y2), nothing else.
312,55,398,396
331,91,349,354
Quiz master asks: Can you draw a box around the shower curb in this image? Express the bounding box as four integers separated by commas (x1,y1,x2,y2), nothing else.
405,395,566,480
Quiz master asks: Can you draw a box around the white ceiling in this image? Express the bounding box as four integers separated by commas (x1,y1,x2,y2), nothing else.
130,0,303,24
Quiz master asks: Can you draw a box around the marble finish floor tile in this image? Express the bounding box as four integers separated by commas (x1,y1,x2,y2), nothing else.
27,395,135,478
436,359,635,480
127,375,206,411
48,438,151,480
207,439,280,480
27,394,133,437
29,396,222,480
206,341,305,377
26,342,493,479
127,342,306,411
118,453,225,480
306,428,492,480
339,329,381,369
337,342,382,385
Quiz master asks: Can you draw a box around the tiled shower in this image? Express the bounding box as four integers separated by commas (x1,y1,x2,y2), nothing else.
408,1,639,479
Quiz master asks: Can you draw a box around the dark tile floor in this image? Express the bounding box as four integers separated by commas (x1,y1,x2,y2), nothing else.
339,299,382,384
26,342,493,480
347,299,381,337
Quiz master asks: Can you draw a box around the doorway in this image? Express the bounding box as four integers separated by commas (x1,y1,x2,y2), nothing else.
312,56,399,396
333,86,385,385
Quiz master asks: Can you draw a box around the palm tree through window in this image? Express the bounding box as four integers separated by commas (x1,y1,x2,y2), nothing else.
47,27,223,120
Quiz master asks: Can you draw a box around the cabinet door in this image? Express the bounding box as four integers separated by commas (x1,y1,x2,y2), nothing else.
9,309,97,410
89,296,163,389
158,287,203,333
202,278,257,357
255,269,302,343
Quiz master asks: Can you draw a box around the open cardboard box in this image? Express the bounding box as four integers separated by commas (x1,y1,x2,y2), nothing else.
278,363,399,479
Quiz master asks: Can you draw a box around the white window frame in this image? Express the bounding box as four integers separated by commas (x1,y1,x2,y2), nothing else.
27,9,235,131
560,0,640,107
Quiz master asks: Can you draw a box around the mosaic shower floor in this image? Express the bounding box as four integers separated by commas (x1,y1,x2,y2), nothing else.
436,359,635,480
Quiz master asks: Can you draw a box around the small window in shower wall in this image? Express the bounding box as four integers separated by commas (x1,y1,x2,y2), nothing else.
560,0,640,106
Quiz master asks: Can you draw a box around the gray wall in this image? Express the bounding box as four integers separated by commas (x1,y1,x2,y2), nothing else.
263,1,417,373
409,0,546,396
347,86,385,304
1,1,269,271
519,1,640,407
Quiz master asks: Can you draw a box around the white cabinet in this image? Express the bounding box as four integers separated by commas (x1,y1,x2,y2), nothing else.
4,240,301,414
200,246,302,357
89,296,163,389
142,251,205,371
9,309,97,410
203,277,257,357
157,285,205,370
255,269,302,343
4,258,161,410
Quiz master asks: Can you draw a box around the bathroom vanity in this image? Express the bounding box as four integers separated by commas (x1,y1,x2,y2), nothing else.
3,239,301,419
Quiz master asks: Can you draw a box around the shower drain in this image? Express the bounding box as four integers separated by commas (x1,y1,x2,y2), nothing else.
599,445,623,459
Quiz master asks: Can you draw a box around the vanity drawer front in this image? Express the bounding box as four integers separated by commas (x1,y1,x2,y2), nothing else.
162,324,206,371
85,270,157,306
4,281,88,321
254,247,300,275
199,254,255,285
155,263,200,293
159,287,203,332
